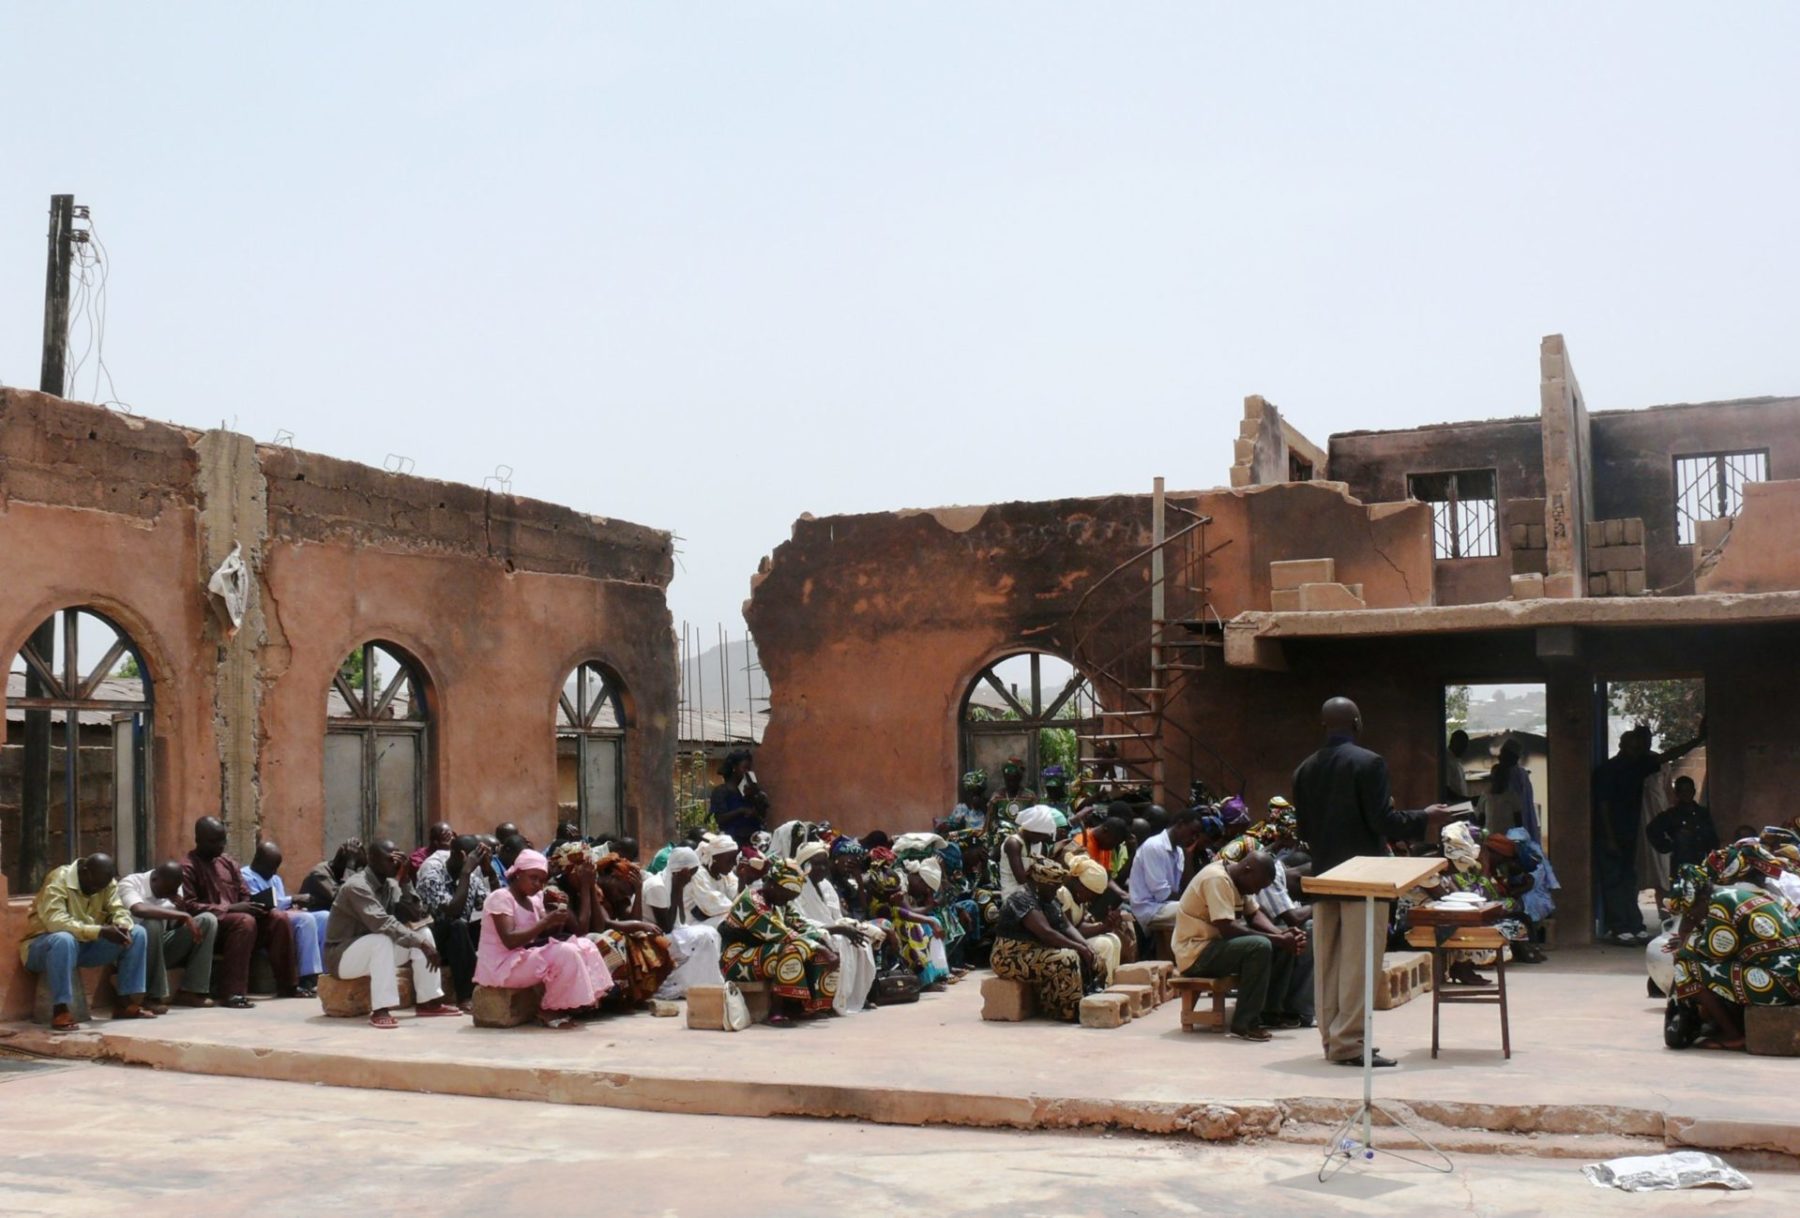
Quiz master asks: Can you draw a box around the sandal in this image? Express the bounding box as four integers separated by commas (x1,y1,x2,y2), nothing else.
111,1003,159,1020
537,1014,580,1030
765,1013,795,1028
50,1010,80,1032
414,1002,464,1018
221,995,256,1009
173,992,215,1009
369,1012,400,1030
1230,1027,1273,1042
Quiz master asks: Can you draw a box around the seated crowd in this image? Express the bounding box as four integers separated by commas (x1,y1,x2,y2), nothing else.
18,750,1566,1040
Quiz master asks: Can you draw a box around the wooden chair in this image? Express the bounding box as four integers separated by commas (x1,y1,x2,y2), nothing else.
1404,926,1511,1059
1168,974,1235,1033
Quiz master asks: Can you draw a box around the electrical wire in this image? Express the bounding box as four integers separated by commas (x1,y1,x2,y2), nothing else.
60,213,134,413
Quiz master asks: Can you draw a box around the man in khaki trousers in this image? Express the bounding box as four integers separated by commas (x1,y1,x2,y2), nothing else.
1292,697,1452,1068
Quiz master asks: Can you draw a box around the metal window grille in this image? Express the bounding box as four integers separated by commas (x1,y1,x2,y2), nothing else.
1407,469,1499,559
1674,450,1768,545
556,661,627,839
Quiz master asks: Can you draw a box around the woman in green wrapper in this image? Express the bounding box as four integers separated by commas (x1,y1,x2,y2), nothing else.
720,859,841,1025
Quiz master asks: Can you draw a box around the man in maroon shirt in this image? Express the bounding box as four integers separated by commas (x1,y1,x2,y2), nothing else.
181,816,304,1006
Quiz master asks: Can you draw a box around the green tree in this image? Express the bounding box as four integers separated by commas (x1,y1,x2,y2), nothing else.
1610,679,1705,746
1444,684,1471,735
114,655,141,679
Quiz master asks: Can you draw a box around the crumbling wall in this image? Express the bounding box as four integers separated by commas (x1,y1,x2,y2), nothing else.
1540,334,1593,598
1592,397,1800,595
747,481,1434,834
0,387,675,1018
1696,479,1800,595
1330,413,1544,607
1231,395,1326,488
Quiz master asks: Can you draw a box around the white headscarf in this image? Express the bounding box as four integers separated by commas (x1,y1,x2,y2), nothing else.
794,841,829,870
667,846,701,873
1017,805,1058,836
698,833,739,865
904,857,944,894
893,831,946,856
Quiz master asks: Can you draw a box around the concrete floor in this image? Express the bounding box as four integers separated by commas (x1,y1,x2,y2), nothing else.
4,947,1791,1153
0,1062,1787,1218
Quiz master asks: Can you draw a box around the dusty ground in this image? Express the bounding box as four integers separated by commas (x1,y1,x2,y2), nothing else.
0,1061,1786,1218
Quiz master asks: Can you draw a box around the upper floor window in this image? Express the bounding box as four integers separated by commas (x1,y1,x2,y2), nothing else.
1408,469,1498,560
1675,450,1768,545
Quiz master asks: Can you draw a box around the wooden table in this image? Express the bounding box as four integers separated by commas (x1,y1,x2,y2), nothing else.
1404,921,1511,1059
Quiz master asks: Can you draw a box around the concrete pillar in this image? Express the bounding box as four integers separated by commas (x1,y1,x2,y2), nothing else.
194,431,273,860
1544,667,1595,945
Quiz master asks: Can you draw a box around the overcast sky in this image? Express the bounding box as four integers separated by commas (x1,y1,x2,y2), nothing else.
3,5,1796,632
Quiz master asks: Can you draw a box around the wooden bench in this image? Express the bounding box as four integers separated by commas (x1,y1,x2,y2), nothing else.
1168,974,1236,1034
1404,926,1511,1059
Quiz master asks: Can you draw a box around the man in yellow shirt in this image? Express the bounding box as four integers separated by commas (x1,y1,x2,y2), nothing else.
19,853,154,1030
1171,851,1305,1041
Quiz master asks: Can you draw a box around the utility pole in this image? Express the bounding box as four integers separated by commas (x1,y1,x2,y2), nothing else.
22,196,83,885
39,194,81,396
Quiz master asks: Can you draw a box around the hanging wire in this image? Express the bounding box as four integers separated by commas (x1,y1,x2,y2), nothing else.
61,212,136,414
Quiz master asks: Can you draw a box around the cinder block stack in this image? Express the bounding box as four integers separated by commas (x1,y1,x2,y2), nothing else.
1506,497,1549,576
1269,558,1366,612
1586,518,1647,596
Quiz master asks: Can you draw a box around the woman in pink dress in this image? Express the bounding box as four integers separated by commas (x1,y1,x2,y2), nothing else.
475,849,613,1029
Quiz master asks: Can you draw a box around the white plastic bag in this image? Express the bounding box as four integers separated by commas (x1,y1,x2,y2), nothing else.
722,981,752,1032
207,543,249,631
1583,1151,1751,1193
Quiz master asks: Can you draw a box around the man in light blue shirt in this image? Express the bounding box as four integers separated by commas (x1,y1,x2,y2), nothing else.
1128,807,1209,929
242,841,329,985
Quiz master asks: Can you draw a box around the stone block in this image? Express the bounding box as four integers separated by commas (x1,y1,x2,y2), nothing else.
1229,466,1253,489
1270,588,1303,612
1746,1004,1800,1056
1503,497,1546,528
1510,573,1545,600
650,999,680,1017
1605,518,1625,546
1297,582,1366,612
1624,568,1646,595
1105,983,1156,1017
1508,523,1531,549
686,985,727,1030
737,981,773,1024
1606,570,1629,596
1078,992,1131,1028
1238,418,1261,441
1113,961,1171,1005
1590,544,1645,573
1374,951,1431,1011
980,976,1036,1022
471,984,541,1028
1587,521,1606,550
1623,517,1644,545
1589,575,1610,597
1270,558,1336,590
1696,518,1732,551
319,972,415,1018
1242,394,1267,419
1544,572,1581,599
1527,523,1547,550
1233,437,1256,463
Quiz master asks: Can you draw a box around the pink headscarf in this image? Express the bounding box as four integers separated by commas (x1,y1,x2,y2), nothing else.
509,849,550,877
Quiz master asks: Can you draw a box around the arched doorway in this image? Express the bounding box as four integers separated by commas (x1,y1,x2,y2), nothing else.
959,651,1099,808
556,661,626,839
4,608,153,891
325,641,431,852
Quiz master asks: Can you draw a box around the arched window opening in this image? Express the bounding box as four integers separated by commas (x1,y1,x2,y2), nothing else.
556,661,626,840
4,608,152,891
325,642,430,854
959,651,1099,816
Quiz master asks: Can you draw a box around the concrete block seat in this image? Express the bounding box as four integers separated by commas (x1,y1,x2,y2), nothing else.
685,981,772,1030
1374,951,1432,1011
1747,1005,1800,1057
1113,961,1174,1005
1169,975,1236,1033
470,984,542,1028
980,976,1036,1022
1105,983,1156,1017
318,972,416,1018
1079,992,1132,1028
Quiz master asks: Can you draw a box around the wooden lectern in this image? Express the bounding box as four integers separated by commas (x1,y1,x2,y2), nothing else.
1302,856,1451,1182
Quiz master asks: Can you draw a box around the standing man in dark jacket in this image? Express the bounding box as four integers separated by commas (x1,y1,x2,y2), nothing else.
1293,697,1452,1067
